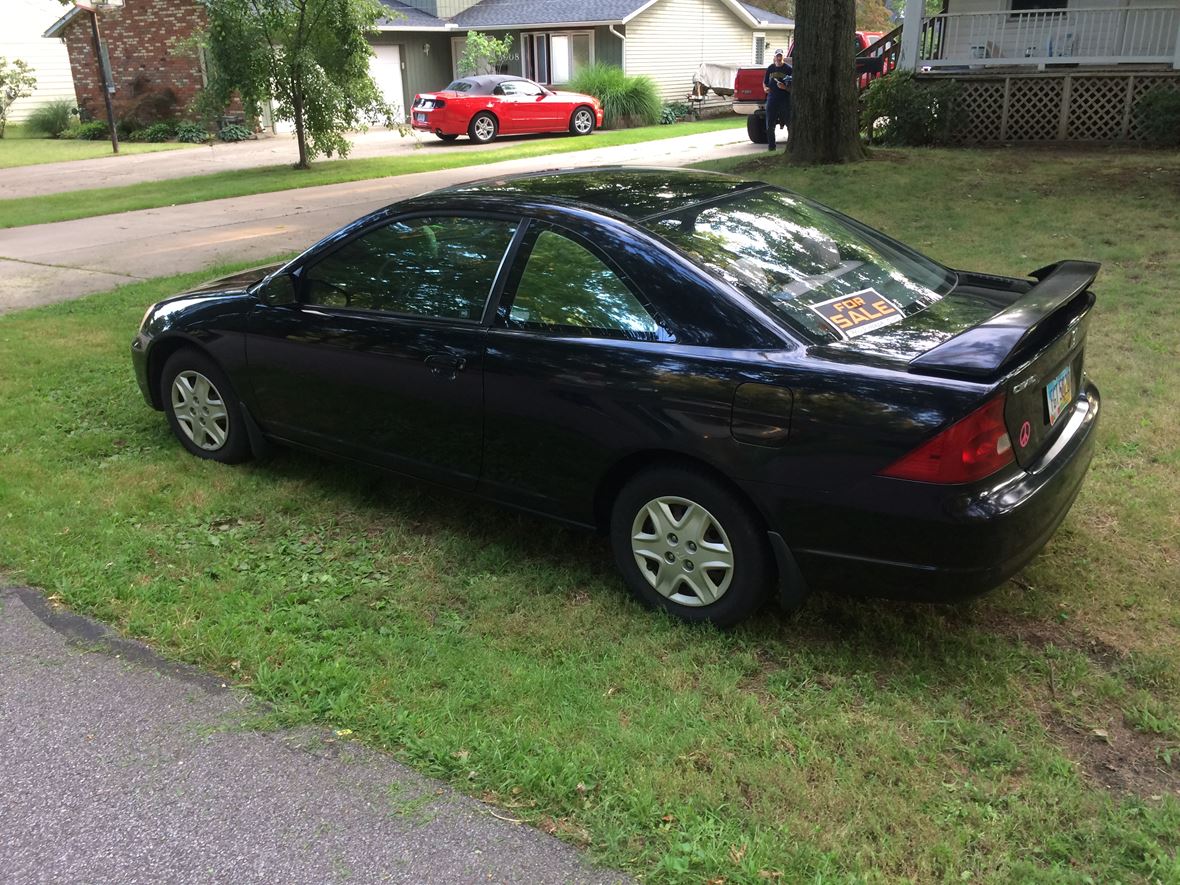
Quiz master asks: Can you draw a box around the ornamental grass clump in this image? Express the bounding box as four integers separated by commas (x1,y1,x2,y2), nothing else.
568,64,661,129
25,99,75,138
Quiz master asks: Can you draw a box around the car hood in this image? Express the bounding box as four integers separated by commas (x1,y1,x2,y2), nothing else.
183,263,284,296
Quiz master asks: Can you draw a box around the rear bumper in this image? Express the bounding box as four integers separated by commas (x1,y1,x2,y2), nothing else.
733,102,764,116
747,378,1101,601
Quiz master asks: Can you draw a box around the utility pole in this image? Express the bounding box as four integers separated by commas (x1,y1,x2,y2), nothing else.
79,1,120,154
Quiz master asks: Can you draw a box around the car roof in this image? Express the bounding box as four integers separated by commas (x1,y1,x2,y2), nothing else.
435,167,765,222
448,74,527,95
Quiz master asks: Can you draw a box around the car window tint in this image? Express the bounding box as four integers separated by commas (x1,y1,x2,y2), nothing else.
507,230,665,340
306,217,517,321
446,80,473,92
494,82,515,96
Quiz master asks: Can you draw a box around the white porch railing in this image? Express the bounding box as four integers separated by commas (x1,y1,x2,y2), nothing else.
919,5,1180,69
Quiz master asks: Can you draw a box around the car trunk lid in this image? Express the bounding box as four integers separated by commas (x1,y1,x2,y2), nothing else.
821,260,1098,468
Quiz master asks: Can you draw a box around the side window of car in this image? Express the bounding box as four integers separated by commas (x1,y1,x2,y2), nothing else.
514,81,543,97
494,82,515,96
504,230,669,341
305,216,517,321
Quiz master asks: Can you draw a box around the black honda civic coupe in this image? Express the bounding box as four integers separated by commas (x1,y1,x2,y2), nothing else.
132,168,1100,626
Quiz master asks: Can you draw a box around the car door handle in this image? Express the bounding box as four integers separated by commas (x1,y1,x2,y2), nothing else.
425,353,466,379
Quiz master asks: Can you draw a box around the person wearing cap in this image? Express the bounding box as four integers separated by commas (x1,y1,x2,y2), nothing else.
763,48,793,152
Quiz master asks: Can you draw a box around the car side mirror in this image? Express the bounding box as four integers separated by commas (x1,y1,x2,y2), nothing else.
261,272,297,306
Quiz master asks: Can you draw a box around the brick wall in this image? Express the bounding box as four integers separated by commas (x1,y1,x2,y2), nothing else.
61,0,209,122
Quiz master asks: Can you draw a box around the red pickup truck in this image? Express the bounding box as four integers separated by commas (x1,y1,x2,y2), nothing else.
733,32,888,144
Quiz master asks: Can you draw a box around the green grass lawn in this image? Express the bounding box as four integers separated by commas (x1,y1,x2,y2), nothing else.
1,147,1177,883
0,123,192,169
0,117,743,229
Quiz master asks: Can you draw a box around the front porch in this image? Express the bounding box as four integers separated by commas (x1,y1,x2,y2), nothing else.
899,3,1180,72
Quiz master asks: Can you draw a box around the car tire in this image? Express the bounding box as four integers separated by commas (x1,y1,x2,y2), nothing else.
468,112,498,144
746,113,768,145
610,466,771,627
569,106,596,136
435,132,459,142
160,348,251,464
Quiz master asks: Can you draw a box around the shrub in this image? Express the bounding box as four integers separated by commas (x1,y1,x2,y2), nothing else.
1135,87,1180,147
176,121,210,143
861,70,964,146
217,123,252,142
661,102,689,124
74,120,110,140
25,99,76,138
142,121,175,142
567,64,661,129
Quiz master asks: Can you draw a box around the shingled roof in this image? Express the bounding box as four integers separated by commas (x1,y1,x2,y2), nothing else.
375,0,792,30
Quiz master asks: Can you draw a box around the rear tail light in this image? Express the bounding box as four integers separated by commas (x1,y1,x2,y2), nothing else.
432,99,446,109
879,394,1014,484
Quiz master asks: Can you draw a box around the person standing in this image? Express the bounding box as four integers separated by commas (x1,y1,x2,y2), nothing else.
763,48,793,152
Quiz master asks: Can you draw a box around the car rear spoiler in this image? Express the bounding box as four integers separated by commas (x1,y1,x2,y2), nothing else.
909,260,1100,380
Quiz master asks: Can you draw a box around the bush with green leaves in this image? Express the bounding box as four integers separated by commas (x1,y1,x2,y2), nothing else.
176,121,210,143
861,70,964,146
660,102,689,124
217,123,252,142
141,121,175,142
1135,87,1180,147
74,120,110,140
567,64,660,129
25,99,76,138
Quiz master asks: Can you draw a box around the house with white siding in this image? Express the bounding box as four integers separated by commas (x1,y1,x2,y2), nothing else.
883,0,1180,141
371,0,794,113
4,0,76,123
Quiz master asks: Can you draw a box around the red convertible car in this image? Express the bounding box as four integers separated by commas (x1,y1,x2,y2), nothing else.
411,74,604,144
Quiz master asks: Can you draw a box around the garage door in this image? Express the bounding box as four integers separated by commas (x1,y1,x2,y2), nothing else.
369,44,406,122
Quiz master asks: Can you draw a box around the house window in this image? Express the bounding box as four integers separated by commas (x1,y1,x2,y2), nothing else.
1011,0,1067,12
523,31,593,85
753,34,766,65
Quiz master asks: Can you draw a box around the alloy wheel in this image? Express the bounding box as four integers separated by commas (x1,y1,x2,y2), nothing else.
573,109,594,134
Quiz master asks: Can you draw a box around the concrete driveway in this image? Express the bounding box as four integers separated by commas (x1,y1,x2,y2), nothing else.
0,127,761,314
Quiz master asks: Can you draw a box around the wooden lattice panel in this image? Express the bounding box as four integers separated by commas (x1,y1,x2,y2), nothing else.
1067,77,1130,140
1006,78,1064,140
1128,76,1180,141
953,79,1005,142
919,70,1180,144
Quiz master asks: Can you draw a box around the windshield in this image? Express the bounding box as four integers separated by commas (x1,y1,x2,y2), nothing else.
446,80,474,92
643,187,956,344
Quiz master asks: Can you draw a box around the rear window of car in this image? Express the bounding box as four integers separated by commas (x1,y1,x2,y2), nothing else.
446,80,474,92
643,187,956,344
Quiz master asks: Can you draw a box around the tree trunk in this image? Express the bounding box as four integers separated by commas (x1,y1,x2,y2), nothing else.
292,86,309,170
788,0,866,165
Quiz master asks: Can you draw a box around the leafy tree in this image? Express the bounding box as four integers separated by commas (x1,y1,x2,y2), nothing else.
456,31,515,77
199,0,397,169
0,57,37,139
788,0,865,165
856,0,895,31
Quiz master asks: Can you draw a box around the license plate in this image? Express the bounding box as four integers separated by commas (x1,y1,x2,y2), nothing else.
1046,364,1073,426
414,113,427,123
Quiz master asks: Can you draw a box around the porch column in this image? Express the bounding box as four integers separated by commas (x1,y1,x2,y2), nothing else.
898,0,924,72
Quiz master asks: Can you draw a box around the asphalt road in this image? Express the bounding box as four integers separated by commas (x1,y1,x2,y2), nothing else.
0,585,630,884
